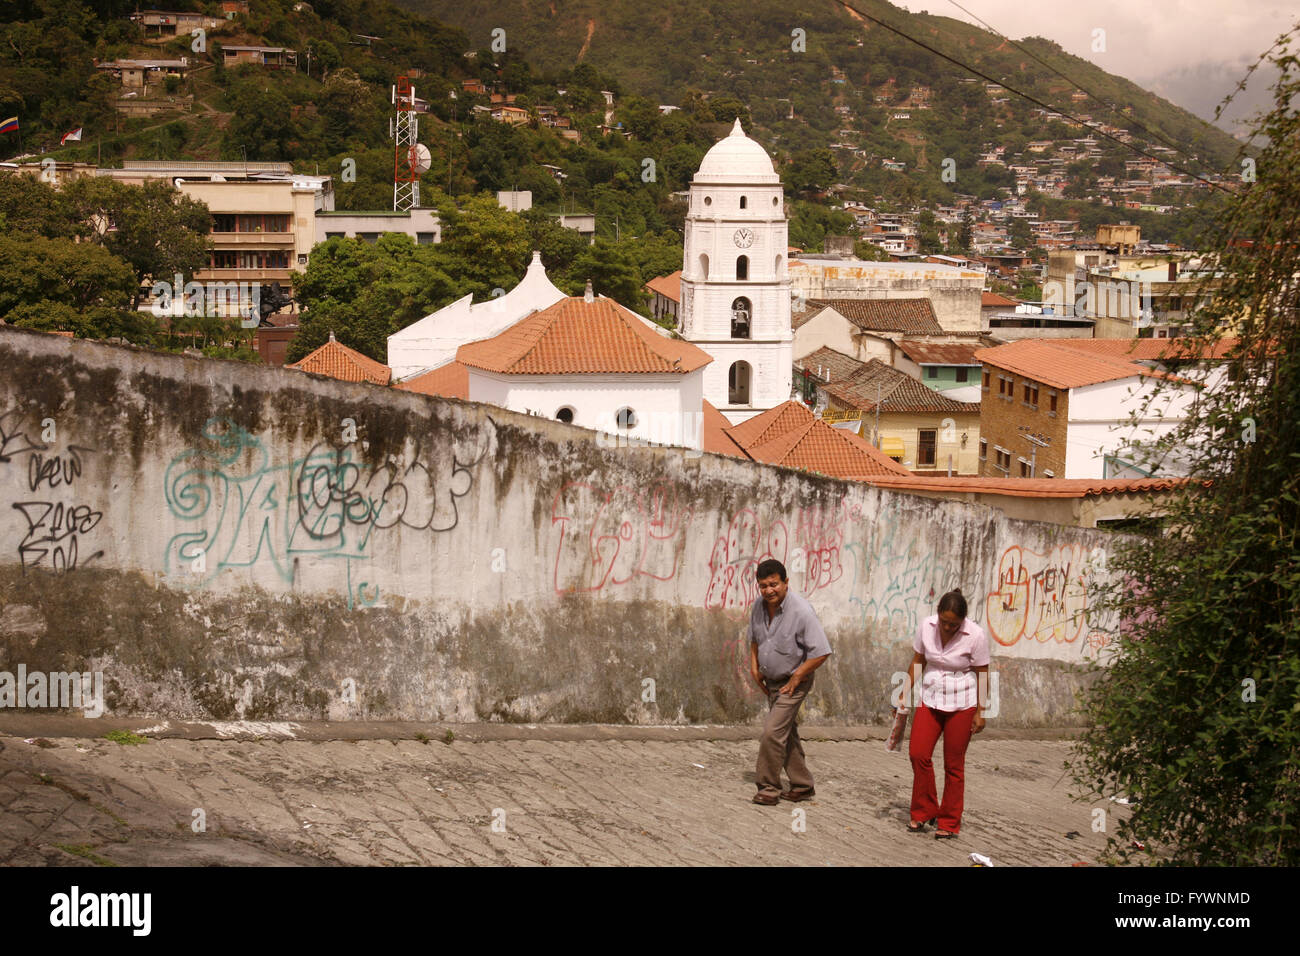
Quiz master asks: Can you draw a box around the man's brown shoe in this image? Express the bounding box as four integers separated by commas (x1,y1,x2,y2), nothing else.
780,788,815,802
752,792,780,805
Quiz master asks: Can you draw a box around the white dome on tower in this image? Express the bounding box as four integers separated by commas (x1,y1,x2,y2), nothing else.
693,118,779,184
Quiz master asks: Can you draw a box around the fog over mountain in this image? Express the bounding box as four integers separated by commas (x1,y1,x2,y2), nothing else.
890,0,1295,138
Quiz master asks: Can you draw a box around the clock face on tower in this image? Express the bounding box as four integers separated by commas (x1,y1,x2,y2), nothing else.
733,227,754,248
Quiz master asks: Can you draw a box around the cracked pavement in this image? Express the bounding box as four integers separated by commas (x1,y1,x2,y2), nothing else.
0,722,1121,866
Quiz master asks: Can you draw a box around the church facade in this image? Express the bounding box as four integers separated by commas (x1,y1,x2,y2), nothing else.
678,119,794,425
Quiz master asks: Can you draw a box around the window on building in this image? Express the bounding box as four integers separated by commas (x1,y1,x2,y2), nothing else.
212,214,237,232
416,232,436,244
918,429,937,467
211,250,239,269
1019,458,1031,477
555,407,575,424
979,439,987,461
728,361,752,405
982,370,990,390
358,232,380,244
736,255,748,280
994,448,1011,473
730,297,752,339
1049,391,1058,414
925,367,938,379
615,407,637,429
1023,383,1039,407
739,195,747,209
325,232,344,239
956,367,969,383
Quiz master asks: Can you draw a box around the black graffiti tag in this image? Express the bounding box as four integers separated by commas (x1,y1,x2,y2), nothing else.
13,501,104,573
27,445,94,491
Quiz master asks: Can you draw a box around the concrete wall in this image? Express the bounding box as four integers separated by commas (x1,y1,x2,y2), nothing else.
0,326,1119,727
788,260,983,332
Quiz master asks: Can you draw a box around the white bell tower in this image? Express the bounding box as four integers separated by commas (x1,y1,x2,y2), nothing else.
679,119,793,425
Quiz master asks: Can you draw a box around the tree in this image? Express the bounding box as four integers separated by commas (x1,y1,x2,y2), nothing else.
288,234,456,363
0,235,145,339
569,239,646,312
63,177,211,309
1070,32,1300,865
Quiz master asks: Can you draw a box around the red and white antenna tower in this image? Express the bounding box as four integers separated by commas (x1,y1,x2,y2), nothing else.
392,75,420,211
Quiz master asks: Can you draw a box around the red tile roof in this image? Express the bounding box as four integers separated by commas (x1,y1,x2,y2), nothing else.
394,361,470,400
981,291,1018,308
862,475,1189,499
645,270,682,303
701,400,748,458
974,339,1182,390
287,333,392,385
456,296,713,375
1052,337,1239,362
896,341,982,366
810,297,945,334
722,401,912,479
802,347,980,414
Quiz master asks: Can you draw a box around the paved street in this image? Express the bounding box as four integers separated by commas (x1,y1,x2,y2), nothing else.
0,721,1120,866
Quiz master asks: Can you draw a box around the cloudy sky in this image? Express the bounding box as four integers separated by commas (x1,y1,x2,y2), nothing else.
887,0,1298,136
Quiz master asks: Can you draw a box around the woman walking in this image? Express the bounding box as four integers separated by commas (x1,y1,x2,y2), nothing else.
898,589,990,839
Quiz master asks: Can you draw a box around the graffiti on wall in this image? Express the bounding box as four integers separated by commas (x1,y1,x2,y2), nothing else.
704,502,852,612
163,418,483,605
550,480,691,594
985,543,1101,650
1,409,103,573
846,517,963,642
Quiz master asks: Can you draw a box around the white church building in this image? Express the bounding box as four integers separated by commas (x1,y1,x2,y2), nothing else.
384,119,797,446
679,118,794,424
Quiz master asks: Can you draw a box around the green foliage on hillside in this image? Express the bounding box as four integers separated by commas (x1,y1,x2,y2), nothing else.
1070,34,1300,864
0,171,210,343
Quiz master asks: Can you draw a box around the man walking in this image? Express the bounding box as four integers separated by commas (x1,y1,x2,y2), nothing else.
748,559,832,805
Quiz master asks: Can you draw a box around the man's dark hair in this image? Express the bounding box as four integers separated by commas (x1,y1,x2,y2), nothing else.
938,588,967,618
756,559,787,582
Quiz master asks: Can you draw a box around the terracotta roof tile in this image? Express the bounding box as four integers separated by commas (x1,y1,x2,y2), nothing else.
394,361,470,400
456,296,712,375
1052,337,1239,362
287,334,392,385
981,291,1018,308
808,297,945,334
896,341,982,366
802,347,980,414
861,475,1189,498
723,401,912,479
701,400,748,458
724,401,819,449
974,339,1182,390
645,270,682,303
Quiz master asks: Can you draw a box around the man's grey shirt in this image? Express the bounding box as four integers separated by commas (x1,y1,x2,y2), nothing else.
749,590,833,679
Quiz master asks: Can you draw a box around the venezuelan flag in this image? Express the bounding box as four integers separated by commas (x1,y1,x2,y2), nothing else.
0,116,17,134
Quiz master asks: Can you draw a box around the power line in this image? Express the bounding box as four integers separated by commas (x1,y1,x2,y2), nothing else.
833,0,1234,195
941,0,1211,169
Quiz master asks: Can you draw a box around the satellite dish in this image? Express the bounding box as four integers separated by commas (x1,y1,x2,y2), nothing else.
414,143,432,174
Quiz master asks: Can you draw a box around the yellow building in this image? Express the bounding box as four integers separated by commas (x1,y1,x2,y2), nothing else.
799,346,981,474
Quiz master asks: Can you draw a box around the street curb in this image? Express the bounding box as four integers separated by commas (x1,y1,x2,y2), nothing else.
0,715,1083,743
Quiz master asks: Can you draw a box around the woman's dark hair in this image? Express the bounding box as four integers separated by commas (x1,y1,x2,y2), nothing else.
938,588,967,618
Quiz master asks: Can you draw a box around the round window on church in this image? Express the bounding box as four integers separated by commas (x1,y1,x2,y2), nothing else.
555,407,575,424
704,196,712,206
772,196,779,206
616,407,638,429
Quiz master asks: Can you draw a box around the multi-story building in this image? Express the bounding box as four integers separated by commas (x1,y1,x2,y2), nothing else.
975,338,1210,479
